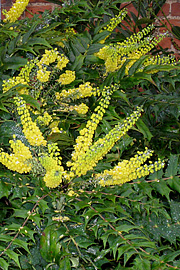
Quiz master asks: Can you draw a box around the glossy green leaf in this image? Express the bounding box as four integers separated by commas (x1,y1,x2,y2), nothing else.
26,37,52,48
0,179,10,199
0,258,9,270
128,55,149,76
20,94,41,111
135,118,153,141
59,257,71,270
164,154,179,177
6,249,21,268
1,56,27,71
40,225,61,263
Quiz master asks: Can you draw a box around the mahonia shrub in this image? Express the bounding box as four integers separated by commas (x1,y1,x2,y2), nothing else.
1,1,180,269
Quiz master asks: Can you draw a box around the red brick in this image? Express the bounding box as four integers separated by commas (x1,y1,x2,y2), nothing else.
171,38,180,50
121,3,138,16
157,3,170,17
28,0,54,3
1,0,12,4
158,37,172,49
159,19,180,33
171,3,180,16
25,5,53,18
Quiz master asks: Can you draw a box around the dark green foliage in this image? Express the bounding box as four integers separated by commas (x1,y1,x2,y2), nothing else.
1,0,180,269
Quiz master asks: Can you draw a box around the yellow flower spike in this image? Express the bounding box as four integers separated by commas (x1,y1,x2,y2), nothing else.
43,169,64,188
70,106,143,177
56,82,98,101
36,112,52,126
58,70,76,85
14,97,47,146
39,142,65,188
56,55,69,70
74,103,89,114
2,60,35,94
3,0,29,23
70,85,116,164
37,67,51,83
0,139,32,174
37,48,59,67
99,9,128,44
96,149,164,186
96,25,175,74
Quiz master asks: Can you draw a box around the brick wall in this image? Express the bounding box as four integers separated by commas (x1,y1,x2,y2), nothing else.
156,0,180,54
1,0,180,54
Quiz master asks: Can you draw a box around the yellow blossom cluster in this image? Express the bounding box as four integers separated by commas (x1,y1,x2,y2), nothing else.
74,103,89,114
14,96,47,146
36,111,52,126
2,61,35,94
96,148,164,186
96,25,169,74
50,127,62,134
56,82,97,101
0,138,32,173
49,121,65,135
3,0,29,23
36,48,69,82
65,27,76,35
69,106,143,177
37,68,51,83
58,70,76,85
99,9,127,44
39,143,64,188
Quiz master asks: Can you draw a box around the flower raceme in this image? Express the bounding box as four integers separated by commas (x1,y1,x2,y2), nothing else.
3,0,29,23
69,106,144,177
14,96,47,147
96,148,164,186
99,9,128,44
2,49,70,94
0,138,32,174
0,94,164,188
96,25,175,74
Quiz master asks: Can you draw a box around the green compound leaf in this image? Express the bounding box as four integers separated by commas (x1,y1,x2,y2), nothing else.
75,236,95,249
22,21,39,44
167,176,180,193
170,201,180,223
172,26,180,39
0,257,9,270
92,30,110,43
133,257,151,270
128,55,149,76
71,53,85,71
135,118,153,141
164,154,179,178
1,56,27,71
26,37,52,48
59,257,71,270
5,249,21,268
0,179,10,199
40,225,61,264
152,180,172,201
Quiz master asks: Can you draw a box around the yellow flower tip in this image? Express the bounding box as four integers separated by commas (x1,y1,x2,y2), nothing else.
3,0,30,23
58,70,75,85
67,189,78,197
43,169,63,188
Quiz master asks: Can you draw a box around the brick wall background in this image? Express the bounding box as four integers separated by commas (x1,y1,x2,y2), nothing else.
1,0,180,54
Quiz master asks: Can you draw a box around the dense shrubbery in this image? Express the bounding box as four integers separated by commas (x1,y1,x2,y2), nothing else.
0,0,180,269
